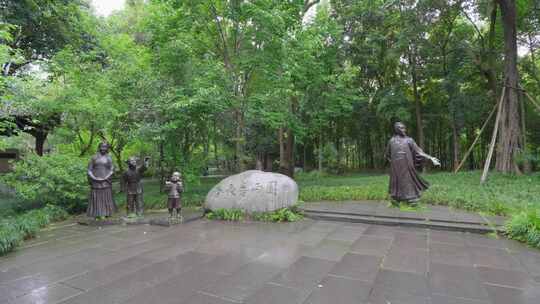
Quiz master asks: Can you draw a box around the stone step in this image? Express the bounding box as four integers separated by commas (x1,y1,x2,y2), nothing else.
302,210,503,234
301,208,494,226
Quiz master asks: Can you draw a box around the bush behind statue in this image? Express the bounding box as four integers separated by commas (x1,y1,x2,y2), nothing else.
0,153,88,213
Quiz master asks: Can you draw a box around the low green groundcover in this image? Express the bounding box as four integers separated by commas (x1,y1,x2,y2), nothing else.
505,210,540,249
0,205,68,255
206,207,303,222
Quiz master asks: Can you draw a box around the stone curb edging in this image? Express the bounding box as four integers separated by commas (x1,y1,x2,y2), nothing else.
302,210,503,234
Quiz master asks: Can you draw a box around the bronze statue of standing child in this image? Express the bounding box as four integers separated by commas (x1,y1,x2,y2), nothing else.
120,156,150,217
165,172,184,220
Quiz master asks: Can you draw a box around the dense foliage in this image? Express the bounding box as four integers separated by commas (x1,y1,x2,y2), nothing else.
1,0,539,178
0,154,88,212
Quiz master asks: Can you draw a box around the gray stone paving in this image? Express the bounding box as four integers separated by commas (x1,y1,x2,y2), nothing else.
1,218,539,304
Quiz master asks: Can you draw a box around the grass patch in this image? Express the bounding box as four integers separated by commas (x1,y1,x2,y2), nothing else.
0,205,68,255
297,171,540,217
115,177,222,210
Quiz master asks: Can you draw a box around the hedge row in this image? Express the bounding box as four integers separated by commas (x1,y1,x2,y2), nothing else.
0,205,68,255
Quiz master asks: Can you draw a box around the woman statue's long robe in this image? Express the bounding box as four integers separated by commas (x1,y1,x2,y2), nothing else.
87,154,116,217
386,135,430,202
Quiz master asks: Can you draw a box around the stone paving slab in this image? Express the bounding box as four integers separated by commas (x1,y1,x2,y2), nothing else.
301,201,506,234
1,217,540,304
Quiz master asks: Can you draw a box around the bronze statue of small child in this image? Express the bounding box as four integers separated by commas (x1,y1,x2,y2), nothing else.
120,156,149,217
165,171,184,219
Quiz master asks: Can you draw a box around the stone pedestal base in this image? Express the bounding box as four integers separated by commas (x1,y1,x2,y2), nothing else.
78,218,121,226
121,216,151,225
149,210,204,227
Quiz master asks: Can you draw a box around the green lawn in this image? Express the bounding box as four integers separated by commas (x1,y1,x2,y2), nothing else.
117,171,540,217
114,177,223,210
297,171,540,216
3,171,539,217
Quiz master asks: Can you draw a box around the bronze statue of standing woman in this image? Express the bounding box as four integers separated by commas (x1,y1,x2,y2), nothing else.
87,142,117,218
386,122,440,205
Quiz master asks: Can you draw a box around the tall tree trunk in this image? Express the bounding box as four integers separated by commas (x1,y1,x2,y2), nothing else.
159,140,165,193
213,119,219,170
520,90,532,174
303,144,307,171
279,127,295,177
265,153,272,171
410,50,425,149
495,0,521,174
467,127,476,170
235,109,245,172
486,3,499,102
35,131,47,156
287,128,294,176
318,133,323,172
279,96,297,177
366,131,374,169
451,121,460,171
335,132,342,173
256,152,264,170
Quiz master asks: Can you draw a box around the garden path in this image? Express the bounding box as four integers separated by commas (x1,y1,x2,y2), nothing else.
0,217,539,304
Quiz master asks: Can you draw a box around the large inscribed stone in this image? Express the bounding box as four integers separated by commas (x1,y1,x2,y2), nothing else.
205,170,299,213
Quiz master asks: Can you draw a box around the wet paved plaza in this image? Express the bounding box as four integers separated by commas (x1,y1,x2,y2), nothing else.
1,219,540,304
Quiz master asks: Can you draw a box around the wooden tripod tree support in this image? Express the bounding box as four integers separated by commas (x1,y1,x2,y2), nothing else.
454,87,506,175
453,100,500,173
480,86,506,184
523,90,540,113
456,85,540,183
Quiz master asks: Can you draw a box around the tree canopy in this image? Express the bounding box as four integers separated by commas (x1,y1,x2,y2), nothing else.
1,0,539,179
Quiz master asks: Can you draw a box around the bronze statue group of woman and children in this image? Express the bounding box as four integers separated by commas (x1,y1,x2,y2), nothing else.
86,143,184,221
86,121,439,220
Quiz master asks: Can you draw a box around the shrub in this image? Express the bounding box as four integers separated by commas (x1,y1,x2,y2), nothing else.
0,153,88,213
206,207,303,222
506,210,540,249
206,208,245,221
0,204,68,255
252,208,304,222
42,204,69,222
0,224,23,254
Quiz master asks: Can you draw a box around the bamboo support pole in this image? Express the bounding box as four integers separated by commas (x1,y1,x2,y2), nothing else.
480,86,506,185
523,90,540,112
454,100,500,173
